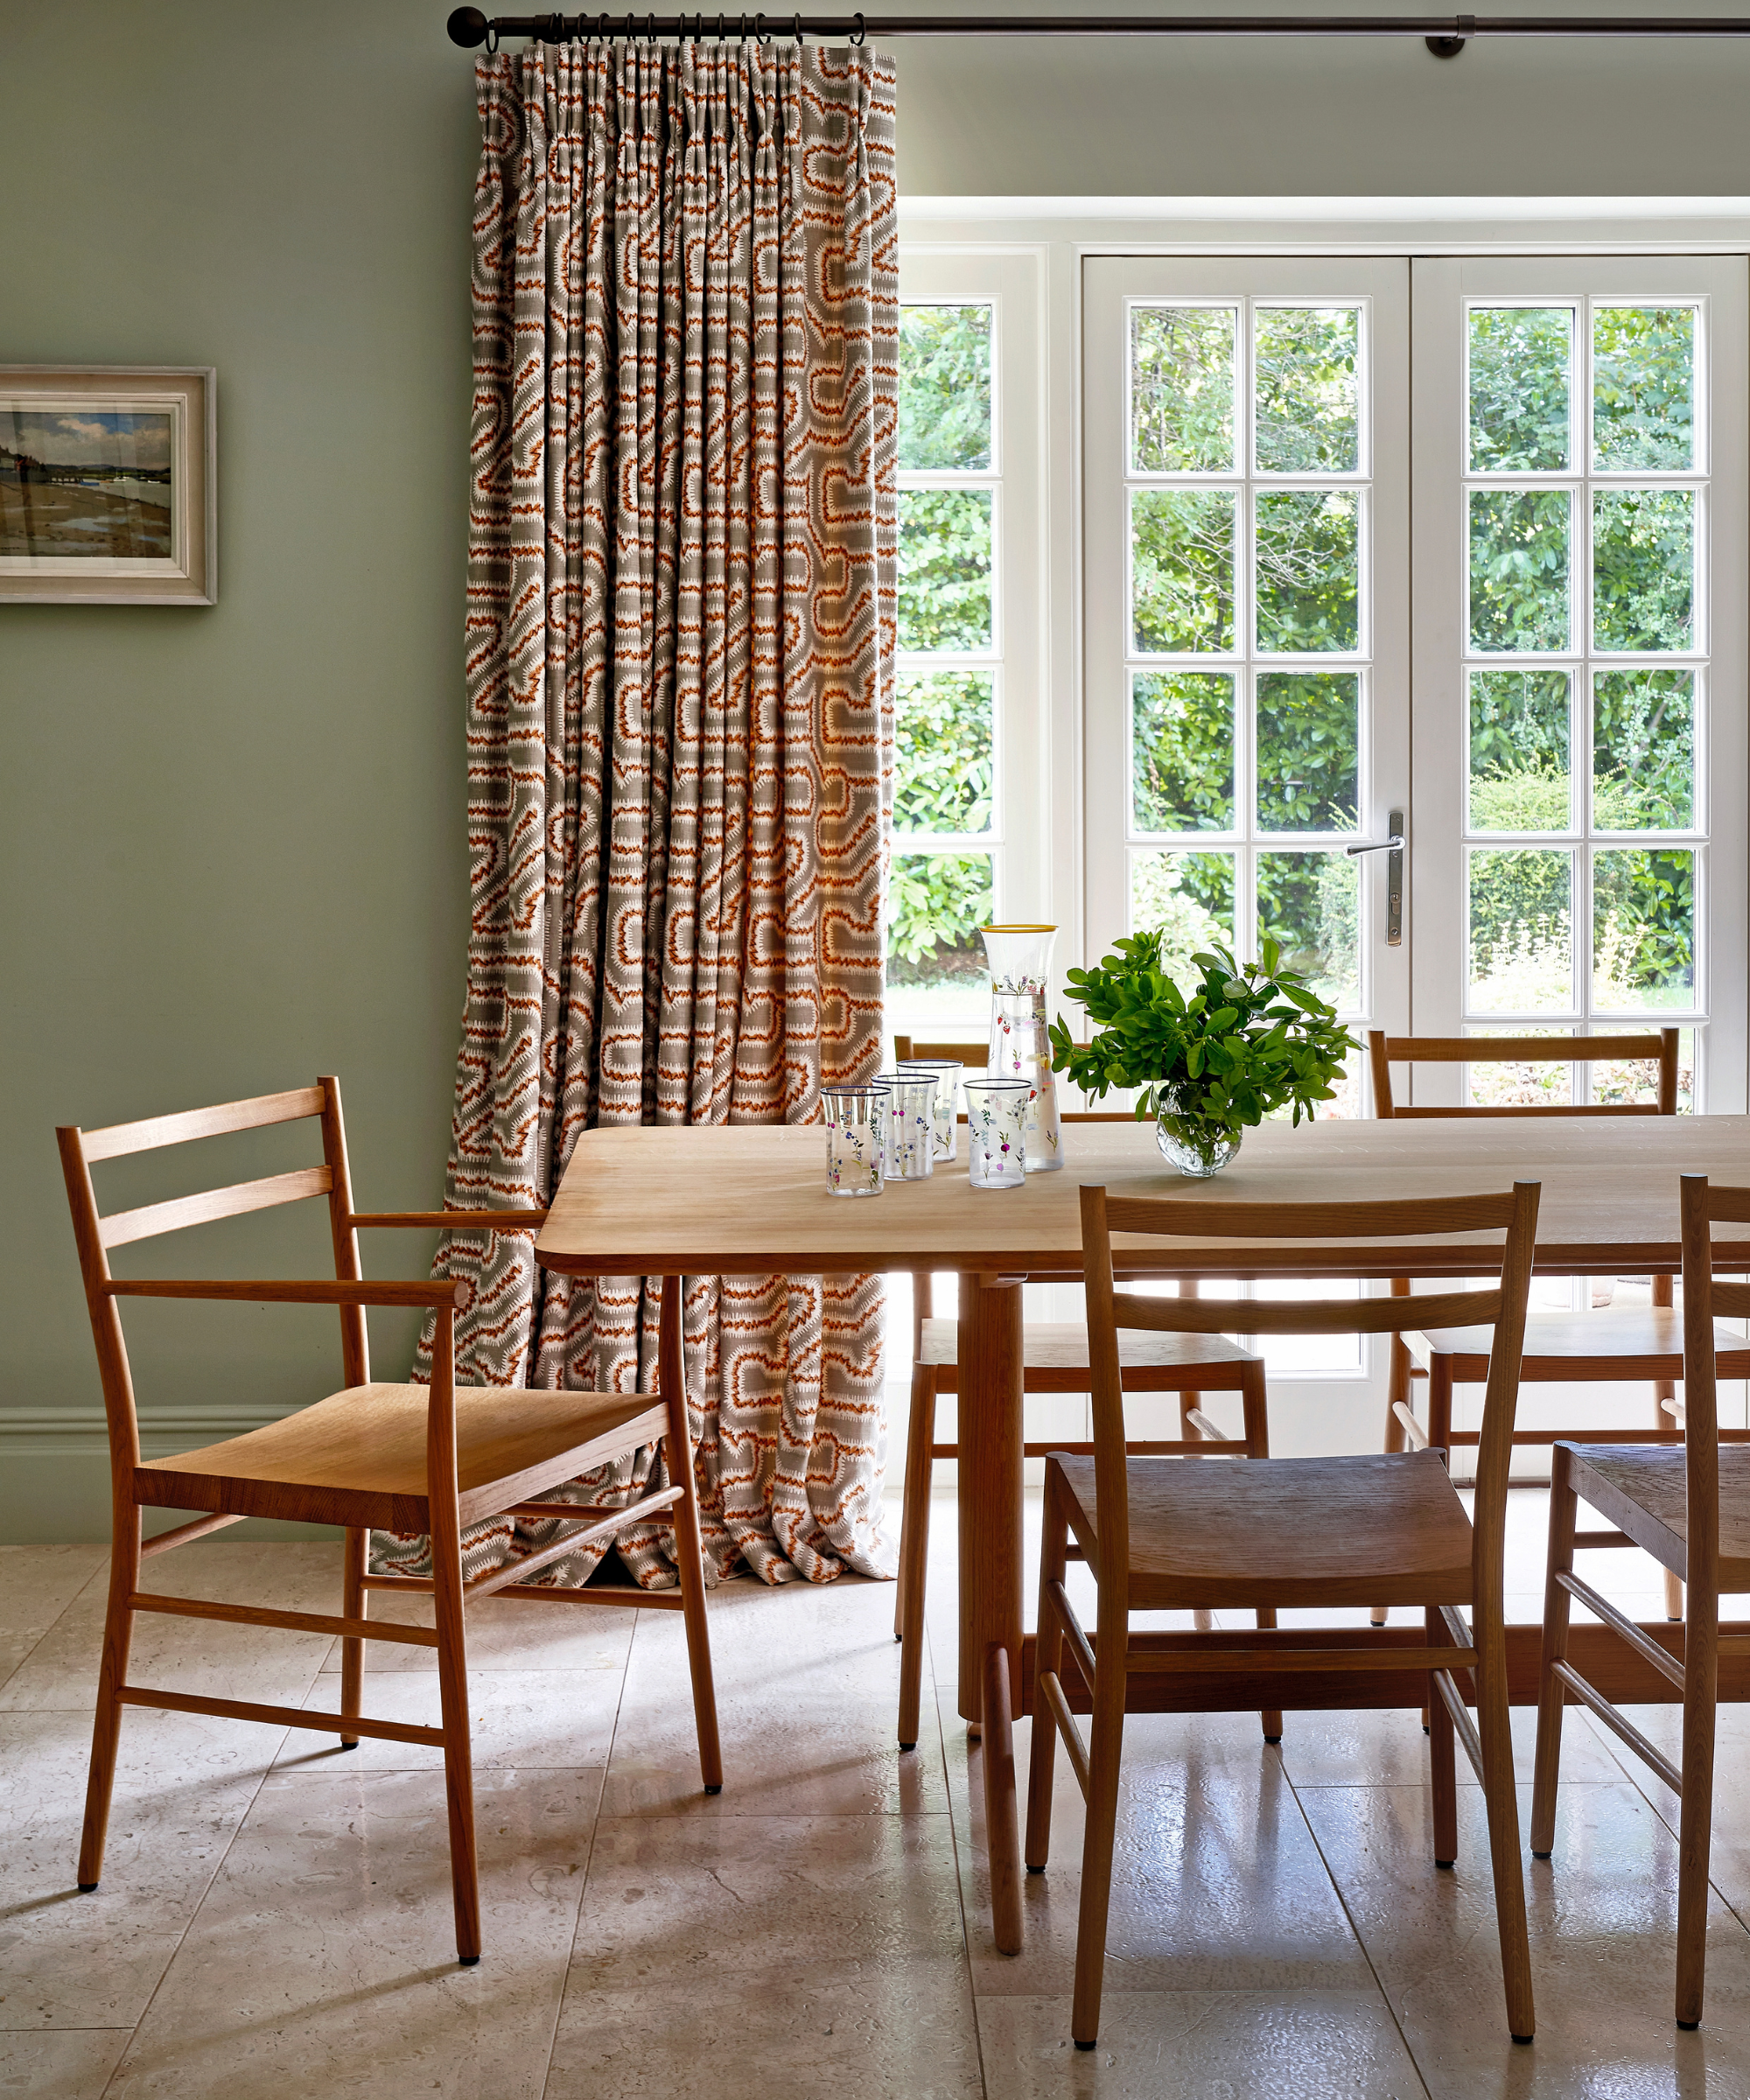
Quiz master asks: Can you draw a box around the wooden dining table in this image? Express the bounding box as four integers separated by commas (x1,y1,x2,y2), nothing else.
536,1111,1750,1954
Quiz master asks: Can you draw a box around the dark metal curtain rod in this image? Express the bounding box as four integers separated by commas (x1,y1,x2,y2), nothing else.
447,9,1750,64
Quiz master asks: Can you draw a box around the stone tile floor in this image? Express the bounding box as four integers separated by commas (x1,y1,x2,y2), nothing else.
2,1488,1747,2098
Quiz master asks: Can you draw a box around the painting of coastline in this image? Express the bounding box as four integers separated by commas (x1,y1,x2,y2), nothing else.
0,406,176,562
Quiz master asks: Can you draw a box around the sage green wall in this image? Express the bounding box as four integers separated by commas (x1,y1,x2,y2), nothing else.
5,0,1750,1540
0,0,477,1538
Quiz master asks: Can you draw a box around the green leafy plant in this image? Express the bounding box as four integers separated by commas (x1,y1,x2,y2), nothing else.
1048,932,1354,1165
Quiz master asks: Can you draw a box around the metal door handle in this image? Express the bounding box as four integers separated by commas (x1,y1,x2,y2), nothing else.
1345,810,1404,946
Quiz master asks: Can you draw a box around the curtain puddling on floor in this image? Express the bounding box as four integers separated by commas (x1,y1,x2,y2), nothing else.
375,35,897,1591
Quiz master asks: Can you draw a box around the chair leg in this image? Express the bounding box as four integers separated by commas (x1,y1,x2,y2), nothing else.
340,1524,367,1749
1426,1354,1455,1459
1179,1391,1215,1634
1658,1376,1685,1621
1374,1311,1411,1627
1475,1613,1536,2043
77,1502,142,1891
1237,1365,1283,1741
660,1275,723,1796
1025,1468,1070,1872
428,1497,480,1964
1425,1607,1458,1868
1530,1445,1578,1858
896,1367,937,1749
1676,1592,1718,2027
1070,1628,1127,2051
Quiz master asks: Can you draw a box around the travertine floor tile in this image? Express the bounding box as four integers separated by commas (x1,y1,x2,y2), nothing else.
1279,1702,1627,1791
1298,1778,1750,2095
0,1545,340,1714
274,1668,626,1772
317,1586,636,1677
102,1766,599,2099
0,1707,279,2028
975,1989,1430,2100
616,1569,911,1705
0,2027,131,2097
948,1713,1376,1997
569,1813,969,1990
544,1963,984,2100
0,1547,106,1696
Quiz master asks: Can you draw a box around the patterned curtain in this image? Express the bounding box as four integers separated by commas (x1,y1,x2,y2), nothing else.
377,36,897,1591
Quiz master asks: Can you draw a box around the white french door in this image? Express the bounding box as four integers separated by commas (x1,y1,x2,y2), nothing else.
1083,258,1411,1102
1082,249,1747,1458
1410,256,1747,1118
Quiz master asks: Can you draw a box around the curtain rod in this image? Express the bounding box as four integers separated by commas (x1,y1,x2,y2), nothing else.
446,10,1750,64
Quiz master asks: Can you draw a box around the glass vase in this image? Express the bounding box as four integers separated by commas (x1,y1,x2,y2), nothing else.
980,922,1062,1172
1153,1086,1244,1179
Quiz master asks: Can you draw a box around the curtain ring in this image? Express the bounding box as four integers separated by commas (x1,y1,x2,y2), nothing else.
648,10,657,37
625,10,635,36
793,10,802,43
849,10,864,44
485,18,500,52
738,10,748,38
598,9,609,37
717,11,724,37
755,10,771,40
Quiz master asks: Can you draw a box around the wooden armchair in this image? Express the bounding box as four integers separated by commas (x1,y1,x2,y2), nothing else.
58,1075,720,1964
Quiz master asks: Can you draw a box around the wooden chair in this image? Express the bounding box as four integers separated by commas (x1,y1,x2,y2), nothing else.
1530,1172,1750,2030
58,1076,721,1964
1369,1027,1692,1620
1027,1180,1543,2049
888,1038,1275,1750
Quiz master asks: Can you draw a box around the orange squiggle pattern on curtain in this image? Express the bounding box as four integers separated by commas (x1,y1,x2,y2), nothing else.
377,37,896,1590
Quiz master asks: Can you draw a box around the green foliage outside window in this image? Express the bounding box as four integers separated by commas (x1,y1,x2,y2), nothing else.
899,488,992,652
900,305,991,472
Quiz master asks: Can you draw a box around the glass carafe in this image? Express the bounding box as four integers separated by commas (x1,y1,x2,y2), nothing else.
980,923,1062,1172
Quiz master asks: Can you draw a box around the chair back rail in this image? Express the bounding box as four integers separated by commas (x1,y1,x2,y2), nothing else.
1078,1180,1541,1614
1369,1027,1678,1119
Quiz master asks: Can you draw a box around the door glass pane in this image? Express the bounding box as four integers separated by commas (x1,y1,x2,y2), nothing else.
1253,306,1360,473
1255,672,1359,832
1592,487,1694,653
1131,488,1236,652
1257,850,1359,1010
1592,670,1695,831
1593,848,1696,1009
1255,490,1359,652
899,305,992,471
1593,307,1695,472
1131,850,1236,984
1468,670,1572,832
1469,307,1572,472
1593,1029,1694,1112
1132,671,1235,832
894,670,993,836
898,488,992,651
1468,490,1571,652
1131,306,1236,474
1465,1027,1576,1110
1468,848,1574,1012
887,850,995,1003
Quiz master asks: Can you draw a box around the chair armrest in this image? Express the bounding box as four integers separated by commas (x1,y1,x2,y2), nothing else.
104,1278,467,1308
350,1210,549,1229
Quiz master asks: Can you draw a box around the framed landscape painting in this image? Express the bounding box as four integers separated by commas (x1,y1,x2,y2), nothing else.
0,367,215,604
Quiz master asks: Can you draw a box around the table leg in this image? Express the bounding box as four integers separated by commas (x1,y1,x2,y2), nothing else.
958,1270,1025,1956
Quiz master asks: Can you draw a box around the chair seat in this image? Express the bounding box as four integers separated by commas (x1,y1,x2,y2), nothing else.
134,1382,668,1533
1408,1307,1750,1379
1564,1442,1750,1588
1050,1447,1474,1610
918,1316,1257,1373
